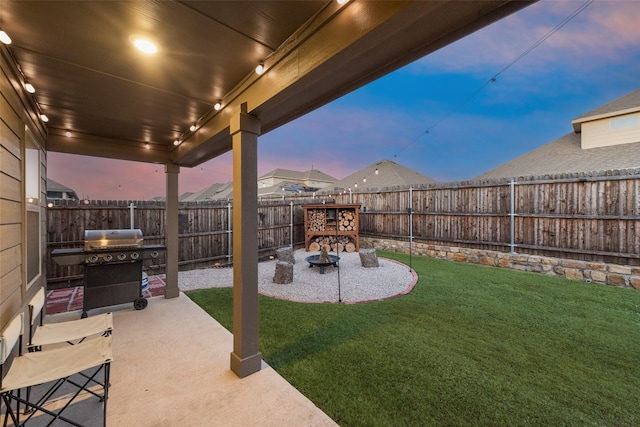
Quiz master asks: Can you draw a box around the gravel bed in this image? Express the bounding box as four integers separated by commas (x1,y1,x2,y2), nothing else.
178,249,416,303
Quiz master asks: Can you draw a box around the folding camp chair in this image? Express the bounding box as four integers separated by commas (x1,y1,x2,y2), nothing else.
1,313,113,427
23,288,113,418
27,288,113,350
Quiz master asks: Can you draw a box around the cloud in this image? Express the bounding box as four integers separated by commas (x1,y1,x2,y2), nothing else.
410,1,640,77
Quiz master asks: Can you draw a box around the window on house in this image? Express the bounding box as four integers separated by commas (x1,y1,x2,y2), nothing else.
25,132,41,286
610,114,638,130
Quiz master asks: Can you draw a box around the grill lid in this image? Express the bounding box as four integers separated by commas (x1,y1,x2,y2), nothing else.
84,229,144,251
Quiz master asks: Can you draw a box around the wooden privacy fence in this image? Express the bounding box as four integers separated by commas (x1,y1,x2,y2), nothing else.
46,199,317,288
46,170,640,288
334,170,640,266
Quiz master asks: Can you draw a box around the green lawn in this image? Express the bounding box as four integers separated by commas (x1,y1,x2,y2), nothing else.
187,252,640,426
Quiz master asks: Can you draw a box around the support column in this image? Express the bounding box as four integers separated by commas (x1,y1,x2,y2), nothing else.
229,105,262,378
165,163,180,299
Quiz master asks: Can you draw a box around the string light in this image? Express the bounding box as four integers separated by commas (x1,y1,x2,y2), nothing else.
173,97,226,151
0,30,11,45
132,38,157,54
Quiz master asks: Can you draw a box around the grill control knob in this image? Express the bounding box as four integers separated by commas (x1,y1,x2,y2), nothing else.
104,254,113,262
88,255,99,263
150,251,159,258
131,252,140,260
117,253,127,261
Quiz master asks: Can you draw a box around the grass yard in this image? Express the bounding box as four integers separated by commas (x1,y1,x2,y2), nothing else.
187,252,640,426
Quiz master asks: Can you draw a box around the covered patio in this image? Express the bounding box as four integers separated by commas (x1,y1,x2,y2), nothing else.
22,294,336,426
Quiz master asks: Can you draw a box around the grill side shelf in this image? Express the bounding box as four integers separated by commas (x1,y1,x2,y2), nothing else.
51,248,85,266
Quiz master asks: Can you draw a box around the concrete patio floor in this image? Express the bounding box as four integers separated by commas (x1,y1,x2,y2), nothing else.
15,293,337,426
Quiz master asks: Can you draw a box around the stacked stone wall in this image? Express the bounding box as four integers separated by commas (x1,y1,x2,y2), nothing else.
361,237,640,290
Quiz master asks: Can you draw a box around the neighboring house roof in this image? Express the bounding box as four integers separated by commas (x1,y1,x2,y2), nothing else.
47,178,74,192
301,169,336,183
474,133,640,181
321,159,438,193
46,178,78,199
258,168,336,183
259,168,305,181
258,184,290,197
181,182,233,201
572,88,640,132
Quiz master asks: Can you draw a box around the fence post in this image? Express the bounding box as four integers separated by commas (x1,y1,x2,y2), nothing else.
510,179,515,254
289,201,294,248
227,202,233,264
129,202,136,229
409,185,413,270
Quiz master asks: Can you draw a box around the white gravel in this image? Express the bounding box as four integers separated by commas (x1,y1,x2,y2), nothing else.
178,249,416,303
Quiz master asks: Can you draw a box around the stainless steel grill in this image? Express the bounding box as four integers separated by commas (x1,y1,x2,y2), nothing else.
51,229,165,317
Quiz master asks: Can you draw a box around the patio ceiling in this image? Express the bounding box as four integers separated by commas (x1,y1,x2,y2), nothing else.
1,1,534,168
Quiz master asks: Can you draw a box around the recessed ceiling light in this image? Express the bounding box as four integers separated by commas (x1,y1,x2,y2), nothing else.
0,30,11,45
189,125,196,132
133,38,157,54
65,131,72,137
145,143,151,149
173,139,180,146
40,114,49,122
255,63,264,75
25,82,35,93
214,102,222,111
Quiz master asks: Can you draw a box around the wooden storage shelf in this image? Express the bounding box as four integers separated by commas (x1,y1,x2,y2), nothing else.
303,204,360,252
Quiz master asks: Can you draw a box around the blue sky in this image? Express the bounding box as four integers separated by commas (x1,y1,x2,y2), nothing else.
49,0,640,200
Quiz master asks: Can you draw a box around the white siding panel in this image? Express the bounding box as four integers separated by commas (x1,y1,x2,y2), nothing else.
582,113,640,149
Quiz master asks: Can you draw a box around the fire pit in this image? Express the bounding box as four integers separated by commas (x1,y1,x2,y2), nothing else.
305,248,340,274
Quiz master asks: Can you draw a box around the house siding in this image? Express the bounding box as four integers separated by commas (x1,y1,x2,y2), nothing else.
0,46,47,329
581,113,640,149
